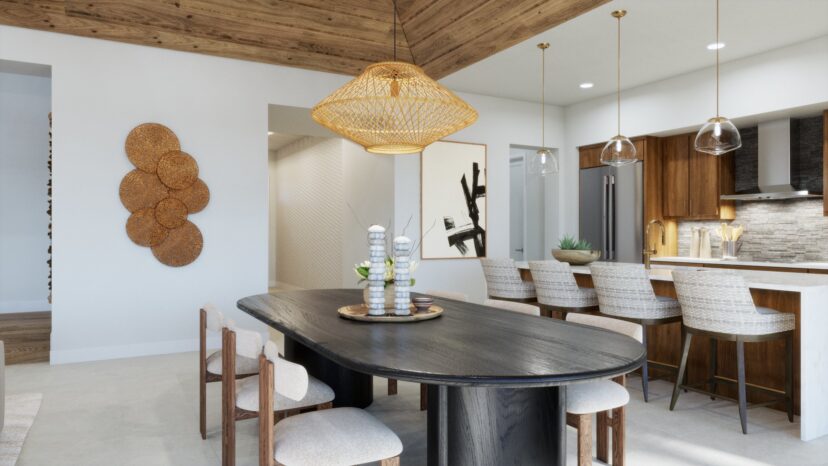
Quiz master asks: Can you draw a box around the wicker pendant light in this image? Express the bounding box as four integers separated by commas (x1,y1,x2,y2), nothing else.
600,9,637,167
694,0,741,156
311,0,477,155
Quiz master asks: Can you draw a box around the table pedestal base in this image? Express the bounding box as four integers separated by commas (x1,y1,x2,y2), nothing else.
427,385,566,466
283,336,373,408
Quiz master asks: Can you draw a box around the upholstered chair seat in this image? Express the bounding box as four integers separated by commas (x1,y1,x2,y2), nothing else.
206,351,260,376
273,407,403,466
480,258,536,300
235,372,334,412
528,261,598,315
567,380,630,415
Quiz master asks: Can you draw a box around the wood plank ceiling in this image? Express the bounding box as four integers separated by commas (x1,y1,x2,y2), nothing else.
0,0,609,79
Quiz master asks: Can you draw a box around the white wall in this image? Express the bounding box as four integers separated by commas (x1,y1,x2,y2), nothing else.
563,35,828,237
0,69,51,313
0,25,353,363
395,94,565,303
269,136,395,290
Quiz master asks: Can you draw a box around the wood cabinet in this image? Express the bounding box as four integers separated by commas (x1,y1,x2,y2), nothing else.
661,133,735,220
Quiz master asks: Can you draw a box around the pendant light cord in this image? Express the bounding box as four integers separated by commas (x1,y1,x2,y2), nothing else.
715,0,720,117
541,45,545,149
393,0,397,62
616,13,621,136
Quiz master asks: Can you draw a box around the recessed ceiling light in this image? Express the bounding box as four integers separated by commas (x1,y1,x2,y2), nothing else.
579,82,594,89
707,42,725,50
268,131,274,136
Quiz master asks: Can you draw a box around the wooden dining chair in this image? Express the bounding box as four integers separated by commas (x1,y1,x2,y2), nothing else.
258,341,403,466
199,304,259,440
387,289,469,411
565,313,643,466
222,326,335,466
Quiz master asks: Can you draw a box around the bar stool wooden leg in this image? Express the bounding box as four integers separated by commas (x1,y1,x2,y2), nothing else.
611,406,625,466
199,310,208,440
567,413,592,466
387,378,397,395
596,411,609,463
670,331,692,411
786,332,794,422
640,324,649,402
736,340,748,434
708,337,718,400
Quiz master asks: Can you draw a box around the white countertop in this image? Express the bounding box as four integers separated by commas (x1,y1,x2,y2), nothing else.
651,256,828,271
516,261,828,292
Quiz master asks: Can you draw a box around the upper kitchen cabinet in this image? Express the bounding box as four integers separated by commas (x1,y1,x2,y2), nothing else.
661,132,735,219
578,138,646,170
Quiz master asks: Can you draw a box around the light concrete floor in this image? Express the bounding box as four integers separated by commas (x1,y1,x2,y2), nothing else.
6,351,827,466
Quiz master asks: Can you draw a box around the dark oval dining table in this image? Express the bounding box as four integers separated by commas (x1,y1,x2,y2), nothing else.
238,289,645,466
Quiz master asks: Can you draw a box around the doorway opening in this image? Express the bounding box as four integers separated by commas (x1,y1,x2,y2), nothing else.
509,145,559,262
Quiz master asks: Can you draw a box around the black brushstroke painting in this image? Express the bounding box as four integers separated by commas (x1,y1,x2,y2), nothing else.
444,161,486,256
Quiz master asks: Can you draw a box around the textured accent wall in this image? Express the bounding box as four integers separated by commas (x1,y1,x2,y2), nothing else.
677,199,827,261
273,137,345,289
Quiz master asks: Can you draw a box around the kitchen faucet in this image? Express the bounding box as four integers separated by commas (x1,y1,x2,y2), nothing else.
643,219,665,269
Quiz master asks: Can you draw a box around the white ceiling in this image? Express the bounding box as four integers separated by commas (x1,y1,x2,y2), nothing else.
439,0,828,106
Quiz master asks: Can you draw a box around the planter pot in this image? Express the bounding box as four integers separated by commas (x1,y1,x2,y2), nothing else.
551,249,601,265
363,284,395,309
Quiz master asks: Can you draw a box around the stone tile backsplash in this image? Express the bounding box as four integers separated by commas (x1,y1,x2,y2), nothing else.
677,199,828,262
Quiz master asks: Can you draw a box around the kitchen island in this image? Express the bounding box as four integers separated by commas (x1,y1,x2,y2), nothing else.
517,262,828,441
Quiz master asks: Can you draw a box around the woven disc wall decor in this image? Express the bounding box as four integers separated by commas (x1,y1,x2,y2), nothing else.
119,169,169,212
126,208,169,247
125,123,180,173
151,221,203,267
120,123,209,267
170,179,210,213
157,150,199,190
155,197,188,229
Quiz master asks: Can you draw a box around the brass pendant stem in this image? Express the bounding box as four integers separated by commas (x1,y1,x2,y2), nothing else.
715,0,720,118
612,9,626,137
538,43,550,149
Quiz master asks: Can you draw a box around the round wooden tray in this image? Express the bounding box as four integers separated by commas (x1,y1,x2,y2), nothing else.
337,304,443,323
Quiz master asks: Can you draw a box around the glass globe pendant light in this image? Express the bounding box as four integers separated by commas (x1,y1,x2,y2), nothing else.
529,43,559,176
695,0,741,155
600,9,637,166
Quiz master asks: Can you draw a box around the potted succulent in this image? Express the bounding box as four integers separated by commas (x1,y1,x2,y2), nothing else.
552,235,601,265
354,257,417,309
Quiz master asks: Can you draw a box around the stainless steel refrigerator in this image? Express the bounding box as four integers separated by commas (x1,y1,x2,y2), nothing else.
579,161,643,263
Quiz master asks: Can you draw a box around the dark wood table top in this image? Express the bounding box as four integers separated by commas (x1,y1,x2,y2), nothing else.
238,289,645,388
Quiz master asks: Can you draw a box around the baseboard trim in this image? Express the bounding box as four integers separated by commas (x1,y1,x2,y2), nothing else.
50,334,221,365
0,300,52,313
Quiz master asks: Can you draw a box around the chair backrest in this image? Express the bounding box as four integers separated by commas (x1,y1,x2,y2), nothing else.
263,341,309,401
672,269,760,333
227,324,263,360
202,303,224,332
483,299,540,316
588,262,659,318
427,290,469,302
566,313,643,343
528,260,583,306
480,258,534,298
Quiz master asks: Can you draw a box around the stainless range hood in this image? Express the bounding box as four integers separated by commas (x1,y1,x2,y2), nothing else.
720,118,822,201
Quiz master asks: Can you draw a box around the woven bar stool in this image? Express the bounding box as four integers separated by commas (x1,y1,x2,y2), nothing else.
670,270,795,434
528,260,598,319
589,262,682,402
480,258,536,302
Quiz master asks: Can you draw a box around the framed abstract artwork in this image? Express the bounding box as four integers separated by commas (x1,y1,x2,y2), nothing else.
420,140,487,259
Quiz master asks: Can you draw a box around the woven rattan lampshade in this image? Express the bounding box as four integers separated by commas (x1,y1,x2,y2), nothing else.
311,61,478,154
